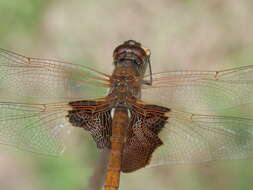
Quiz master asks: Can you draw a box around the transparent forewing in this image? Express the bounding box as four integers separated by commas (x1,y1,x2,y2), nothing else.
149,110,253,166
0,102,73,155
142,66,253,112
0,48,110,103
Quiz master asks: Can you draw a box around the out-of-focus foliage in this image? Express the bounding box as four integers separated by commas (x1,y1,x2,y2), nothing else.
0,0,46,45
0,0,253,190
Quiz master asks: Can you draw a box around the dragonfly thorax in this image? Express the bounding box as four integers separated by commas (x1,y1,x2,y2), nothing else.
108,68,141,108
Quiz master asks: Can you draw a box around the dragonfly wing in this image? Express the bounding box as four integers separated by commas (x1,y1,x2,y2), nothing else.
0,102,72,155
0,48,110,103
122,103,169,172
149,110,253,166
68,100,112,149
142,66,253,112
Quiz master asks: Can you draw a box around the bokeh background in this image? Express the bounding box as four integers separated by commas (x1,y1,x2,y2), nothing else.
1,0,253,190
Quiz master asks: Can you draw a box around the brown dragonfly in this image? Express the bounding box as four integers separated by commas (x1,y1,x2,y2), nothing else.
1,40,253,190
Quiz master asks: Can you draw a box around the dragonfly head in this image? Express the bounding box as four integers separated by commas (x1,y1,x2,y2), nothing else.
113,40,151,76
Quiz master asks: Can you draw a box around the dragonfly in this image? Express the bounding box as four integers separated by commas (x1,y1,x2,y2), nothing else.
1,40,253,190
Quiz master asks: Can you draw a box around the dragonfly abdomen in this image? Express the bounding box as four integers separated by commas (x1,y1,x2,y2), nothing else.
104,108,129,190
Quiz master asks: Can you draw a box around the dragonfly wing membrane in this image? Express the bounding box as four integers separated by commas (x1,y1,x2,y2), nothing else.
149,111,253,166
67,100,113,149
122,103,170,172
0,48,110,103
142,66,253,112
0,102,72,155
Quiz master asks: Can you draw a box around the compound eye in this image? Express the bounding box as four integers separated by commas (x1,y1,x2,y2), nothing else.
124,40,141,47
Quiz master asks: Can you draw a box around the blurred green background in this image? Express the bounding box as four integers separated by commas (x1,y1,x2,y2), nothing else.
1,0,253,190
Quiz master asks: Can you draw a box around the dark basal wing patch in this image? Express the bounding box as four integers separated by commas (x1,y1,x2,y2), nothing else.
67,100,112,149
122,104,170,173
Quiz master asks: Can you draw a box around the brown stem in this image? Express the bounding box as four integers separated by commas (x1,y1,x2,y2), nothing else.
86,149,110,190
